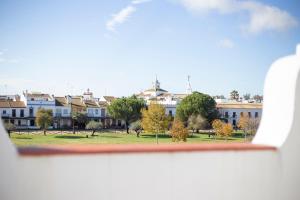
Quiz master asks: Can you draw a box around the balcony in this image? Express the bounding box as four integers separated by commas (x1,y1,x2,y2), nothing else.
1,113,9,118
0,45,300,200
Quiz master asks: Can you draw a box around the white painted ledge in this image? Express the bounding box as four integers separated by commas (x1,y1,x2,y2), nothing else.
0,44,300,200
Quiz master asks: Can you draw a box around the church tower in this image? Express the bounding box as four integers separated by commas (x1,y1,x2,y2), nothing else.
186,75,193,94
153,75,161,91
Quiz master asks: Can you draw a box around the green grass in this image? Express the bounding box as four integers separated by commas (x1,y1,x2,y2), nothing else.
10,130,252,147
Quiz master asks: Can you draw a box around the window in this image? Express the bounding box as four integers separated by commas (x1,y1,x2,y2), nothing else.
233,112,236,118
18,120,21,126
169,110,173,116
30,120,35,126
10,119,14,124
63,109,68,114
101,109,106,117
233,120,236,126
29,107,34,116
20,109,24,117
3,110,6,114
95,109,99,115
255,112,259,118
12,109,16,117
248,112,252,118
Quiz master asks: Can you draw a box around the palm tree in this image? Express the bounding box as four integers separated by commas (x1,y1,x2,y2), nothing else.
230,90,239,101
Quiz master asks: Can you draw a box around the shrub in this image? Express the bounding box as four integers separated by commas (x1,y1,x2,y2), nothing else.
170,119,189,142
130,120,142,137
86,121,102,136
3,122,16,138
188,114,208,133
212,119,234,140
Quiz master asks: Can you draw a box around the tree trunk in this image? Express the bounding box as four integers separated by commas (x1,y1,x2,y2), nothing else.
73,121,75,134
44,129,46,136
156,133,158,144
126,122,129,134
136,130,140,138
7,130,11,138
91,130,95,136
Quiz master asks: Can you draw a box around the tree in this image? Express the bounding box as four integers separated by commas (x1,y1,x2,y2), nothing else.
170,119,189,142
212,119,223,138
188,114,208,134
222,123,234,140
213,95,225,99
238,115,260,139
36,108,53,136
72,111,88,134
253,95,263,103
86,121,102,136
212,120,233,140
3,122,16,138
176,92,219,124
141,103,168,144
130,120,143,137
243,93,251,101
230,90,239,101
108,96,145,134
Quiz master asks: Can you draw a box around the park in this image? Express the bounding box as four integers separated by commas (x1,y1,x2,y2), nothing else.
10,130,250,147
6,92,258,147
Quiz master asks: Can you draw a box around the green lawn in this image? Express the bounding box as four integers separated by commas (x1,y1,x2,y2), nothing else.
10,130,251,147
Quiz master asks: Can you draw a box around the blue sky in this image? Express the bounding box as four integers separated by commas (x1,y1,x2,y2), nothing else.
0,0,299,98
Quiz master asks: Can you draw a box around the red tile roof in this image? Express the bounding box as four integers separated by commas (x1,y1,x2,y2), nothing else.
0,100,26,108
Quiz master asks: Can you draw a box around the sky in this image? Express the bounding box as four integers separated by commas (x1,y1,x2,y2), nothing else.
0,0,299,98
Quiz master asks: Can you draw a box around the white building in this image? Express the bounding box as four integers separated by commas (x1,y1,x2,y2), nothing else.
21,91,56,128
136,78,187,117
217,103,262,127
0,99,28,128
53,96,72,129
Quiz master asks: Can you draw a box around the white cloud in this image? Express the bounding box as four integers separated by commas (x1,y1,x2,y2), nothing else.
180,0,238,14
240,1,298,34
219,38,234,48
105,0,151,32
178,0,298,34
106,6,136,32
132,0,151,5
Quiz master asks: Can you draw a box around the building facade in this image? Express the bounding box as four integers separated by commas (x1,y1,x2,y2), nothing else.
0,99,28,128
0,89,124,130
1,88,263,130
216,103,263,127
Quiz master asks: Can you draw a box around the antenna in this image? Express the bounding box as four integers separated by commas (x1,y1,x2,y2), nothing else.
187,75,192,94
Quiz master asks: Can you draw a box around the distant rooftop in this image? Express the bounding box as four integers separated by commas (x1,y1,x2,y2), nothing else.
216,103,263,109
